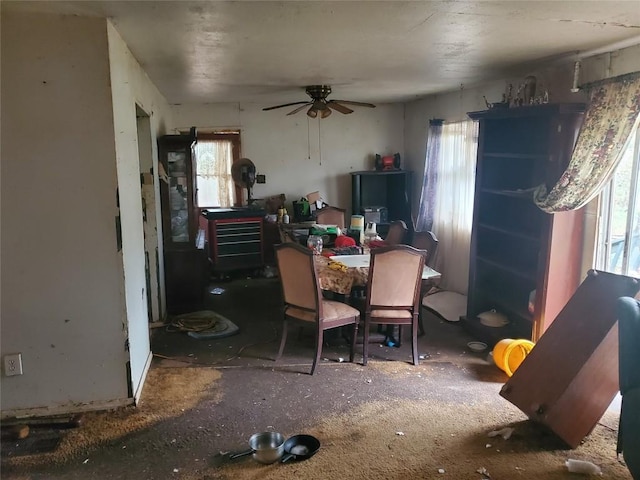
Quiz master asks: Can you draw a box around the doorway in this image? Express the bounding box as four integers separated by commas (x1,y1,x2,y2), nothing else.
136,105,160,324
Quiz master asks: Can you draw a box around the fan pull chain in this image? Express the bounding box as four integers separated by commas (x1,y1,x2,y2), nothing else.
318,119,322,166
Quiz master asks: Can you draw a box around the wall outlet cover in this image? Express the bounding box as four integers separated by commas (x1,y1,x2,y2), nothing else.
4,353,23,376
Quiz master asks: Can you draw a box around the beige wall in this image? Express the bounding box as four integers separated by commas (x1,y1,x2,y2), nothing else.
1,12,129,413
170,103,404,216
0,12,172,416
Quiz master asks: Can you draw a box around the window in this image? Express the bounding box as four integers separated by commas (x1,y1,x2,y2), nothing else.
194,133,240,208
595,123,640,277
430,120,478,293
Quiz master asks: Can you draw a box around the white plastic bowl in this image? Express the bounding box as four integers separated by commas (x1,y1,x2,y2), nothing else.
467,341,488,353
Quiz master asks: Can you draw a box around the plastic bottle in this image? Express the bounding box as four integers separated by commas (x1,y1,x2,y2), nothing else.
283,209,290,224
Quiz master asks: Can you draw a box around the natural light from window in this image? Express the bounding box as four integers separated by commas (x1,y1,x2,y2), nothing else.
596,122,640,277
194,140,235,208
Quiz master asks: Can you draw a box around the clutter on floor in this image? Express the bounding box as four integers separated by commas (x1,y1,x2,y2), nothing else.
168,310,240,339
422,289,468,322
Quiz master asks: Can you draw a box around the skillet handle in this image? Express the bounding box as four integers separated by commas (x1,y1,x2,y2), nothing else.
280,453,295,463
229,449,253,460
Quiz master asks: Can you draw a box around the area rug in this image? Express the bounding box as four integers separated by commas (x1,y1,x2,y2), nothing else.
206,399,629,480
169,310,240,339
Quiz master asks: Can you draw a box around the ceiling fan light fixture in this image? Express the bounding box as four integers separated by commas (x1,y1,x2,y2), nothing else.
264,85,376,118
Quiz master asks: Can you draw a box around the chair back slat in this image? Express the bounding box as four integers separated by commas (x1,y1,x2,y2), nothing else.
275,244,319,312
367,246,425,308
315,206,346,229
411,231,438,267
385,220,408,245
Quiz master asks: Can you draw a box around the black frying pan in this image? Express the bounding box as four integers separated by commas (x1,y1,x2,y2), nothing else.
280,434,320,463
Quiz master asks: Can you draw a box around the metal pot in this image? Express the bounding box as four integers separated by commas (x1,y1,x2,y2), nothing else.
229,431,285,464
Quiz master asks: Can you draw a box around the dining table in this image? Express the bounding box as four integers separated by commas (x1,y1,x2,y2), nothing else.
314,253,441,296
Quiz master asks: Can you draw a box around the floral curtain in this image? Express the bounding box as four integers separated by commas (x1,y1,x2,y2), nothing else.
194,140,234,207
534,72,640,213
414,119,443,232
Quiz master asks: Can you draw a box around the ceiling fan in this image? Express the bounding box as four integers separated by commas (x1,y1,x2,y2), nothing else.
262,85,376,118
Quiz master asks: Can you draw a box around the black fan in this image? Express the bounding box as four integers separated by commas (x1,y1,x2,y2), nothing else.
262,85,376,118
231,158,256,204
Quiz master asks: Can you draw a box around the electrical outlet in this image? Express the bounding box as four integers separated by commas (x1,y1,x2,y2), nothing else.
256,174,266,184
4,353,23,376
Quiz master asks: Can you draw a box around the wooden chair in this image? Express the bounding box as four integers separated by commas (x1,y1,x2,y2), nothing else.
384,220,408,245
412,230,439,335
274,243,359,374
362,245,426,366
315,206,346,229
411,231,438,267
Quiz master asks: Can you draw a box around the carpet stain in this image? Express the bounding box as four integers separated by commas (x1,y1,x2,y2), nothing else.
2,366,221,468
202,399,630,480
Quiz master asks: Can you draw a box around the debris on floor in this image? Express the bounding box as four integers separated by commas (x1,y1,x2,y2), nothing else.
565,458,602,475
476,466,491,478
487,426,514,440
168,310,240,339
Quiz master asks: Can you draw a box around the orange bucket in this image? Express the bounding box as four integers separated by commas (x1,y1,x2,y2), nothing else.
492,338,535,377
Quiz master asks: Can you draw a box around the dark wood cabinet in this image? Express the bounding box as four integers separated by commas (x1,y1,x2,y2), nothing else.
158,128,207,313
351,170,412,237
158,128,199,246
466,104,586,343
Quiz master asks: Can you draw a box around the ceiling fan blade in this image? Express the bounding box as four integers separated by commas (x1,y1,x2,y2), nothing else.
326,101,354,114
330,100,376,108
286,103,312,115
263,101,310,111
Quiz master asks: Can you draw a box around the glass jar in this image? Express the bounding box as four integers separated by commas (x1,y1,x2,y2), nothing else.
307,235,323,255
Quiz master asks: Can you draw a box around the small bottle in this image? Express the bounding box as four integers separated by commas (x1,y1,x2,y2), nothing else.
277,208,284,223
283,208,290,224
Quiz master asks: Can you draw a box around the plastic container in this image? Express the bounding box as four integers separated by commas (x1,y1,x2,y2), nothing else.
307,235,323,255
565,459,602,475
492,338,535,377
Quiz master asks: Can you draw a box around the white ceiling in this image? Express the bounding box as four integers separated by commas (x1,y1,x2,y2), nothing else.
5,1,640,105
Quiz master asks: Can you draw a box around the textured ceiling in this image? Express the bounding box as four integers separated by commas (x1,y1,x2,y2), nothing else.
5,1,640,104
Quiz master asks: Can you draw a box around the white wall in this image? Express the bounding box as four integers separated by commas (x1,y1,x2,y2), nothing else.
404,43,640,215
0,12,173,416
171,103,404,216
107,22,173,401
403,43,640,284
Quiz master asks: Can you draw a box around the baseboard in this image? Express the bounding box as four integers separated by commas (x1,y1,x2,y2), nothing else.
133,351,153,405
1,397,132,420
